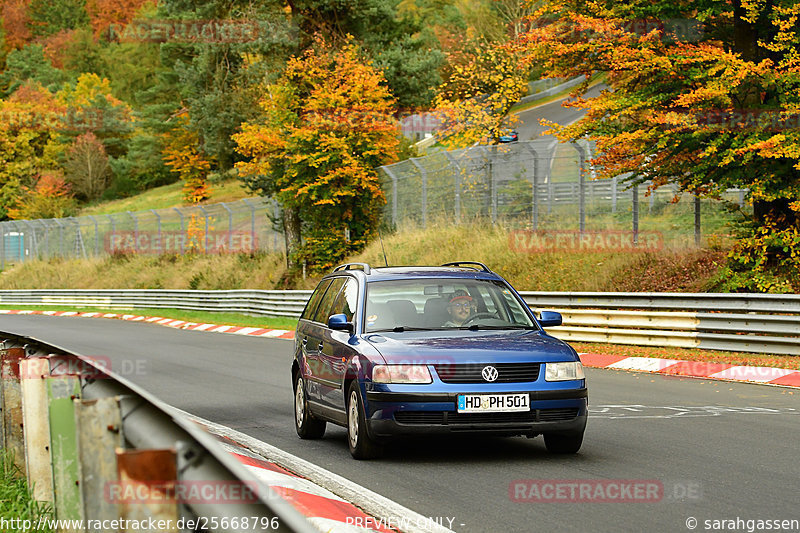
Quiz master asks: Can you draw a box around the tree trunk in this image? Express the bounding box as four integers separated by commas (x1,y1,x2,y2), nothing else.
283,206,302,270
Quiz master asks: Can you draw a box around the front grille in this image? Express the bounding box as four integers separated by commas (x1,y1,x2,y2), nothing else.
393,408,579,425
433,363,540,383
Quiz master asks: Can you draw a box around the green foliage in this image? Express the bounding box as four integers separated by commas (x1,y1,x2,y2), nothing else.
0,451,53,531
28,0,90,38
0,45,68,96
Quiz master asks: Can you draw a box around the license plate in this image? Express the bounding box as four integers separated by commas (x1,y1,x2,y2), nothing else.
457,393,530,413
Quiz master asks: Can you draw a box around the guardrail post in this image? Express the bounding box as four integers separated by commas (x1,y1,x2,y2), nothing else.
76,397,124,529
46,374,84,526
20,357,54,503
1,346,27,474
116,449,179,529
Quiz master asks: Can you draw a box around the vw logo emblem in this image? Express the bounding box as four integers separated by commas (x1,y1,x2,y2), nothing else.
481,366,498,382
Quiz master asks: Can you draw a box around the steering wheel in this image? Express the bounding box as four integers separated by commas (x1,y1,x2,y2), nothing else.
461,312,497,326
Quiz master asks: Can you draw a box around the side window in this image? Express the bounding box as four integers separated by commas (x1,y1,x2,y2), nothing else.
330,278,359,322
301,279,333,321
312,277,346,324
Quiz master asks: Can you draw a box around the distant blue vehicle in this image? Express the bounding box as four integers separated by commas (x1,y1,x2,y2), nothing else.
292,262,587,459
498,130,519,143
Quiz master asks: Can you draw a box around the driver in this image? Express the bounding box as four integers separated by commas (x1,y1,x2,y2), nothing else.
444,290,477,327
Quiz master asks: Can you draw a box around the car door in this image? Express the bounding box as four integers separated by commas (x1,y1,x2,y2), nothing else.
316,277,359,411
306,277,346,402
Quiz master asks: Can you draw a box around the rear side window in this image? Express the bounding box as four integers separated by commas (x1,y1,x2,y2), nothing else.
330,278,359,322
301,279,333,321
312,277,347,324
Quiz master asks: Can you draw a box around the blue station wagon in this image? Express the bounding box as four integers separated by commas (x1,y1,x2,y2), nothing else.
291,262,588,459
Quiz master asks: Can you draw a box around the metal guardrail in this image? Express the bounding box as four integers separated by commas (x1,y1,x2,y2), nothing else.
0,290,798,355
0,330,317,532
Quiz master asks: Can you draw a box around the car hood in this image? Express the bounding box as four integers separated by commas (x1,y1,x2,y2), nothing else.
362,329,578,365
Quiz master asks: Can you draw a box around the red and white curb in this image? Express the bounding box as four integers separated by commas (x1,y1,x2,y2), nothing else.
581,353,800,388
3,309,797,389
0,309,295,339
182,411,456,533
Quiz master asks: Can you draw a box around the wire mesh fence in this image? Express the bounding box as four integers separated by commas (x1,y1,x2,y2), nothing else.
0,197,286,267
379,140,749,248
0,140,751,266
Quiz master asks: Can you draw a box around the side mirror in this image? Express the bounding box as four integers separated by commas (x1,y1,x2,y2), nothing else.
328,314,354,334
538,311,562,327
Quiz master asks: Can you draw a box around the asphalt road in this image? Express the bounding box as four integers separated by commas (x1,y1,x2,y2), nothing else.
2,315,799,533
515,83,607,140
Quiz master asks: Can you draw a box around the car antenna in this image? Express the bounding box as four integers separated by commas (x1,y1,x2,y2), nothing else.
377,229,389,267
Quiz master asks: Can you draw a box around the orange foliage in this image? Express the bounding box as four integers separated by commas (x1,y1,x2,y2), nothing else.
85,0,153,39
162,112,213,204
1,0,32,50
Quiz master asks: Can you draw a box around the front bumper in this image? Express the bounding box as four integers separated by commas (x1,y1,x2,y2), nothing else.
365,388,588,438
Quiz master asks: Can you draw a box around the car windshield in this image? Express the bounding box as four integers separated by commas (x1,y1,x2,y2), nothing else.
364,278,537,332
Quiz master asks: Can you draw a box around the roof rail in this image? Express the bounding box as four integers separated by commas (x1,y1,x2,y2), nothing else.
333,262,371,274
440,261,492,272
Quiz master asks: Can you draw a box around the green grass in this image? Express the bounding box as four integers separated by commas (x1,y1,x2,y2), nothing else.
79,179,252,216
0,452,53,532
0,305,299,330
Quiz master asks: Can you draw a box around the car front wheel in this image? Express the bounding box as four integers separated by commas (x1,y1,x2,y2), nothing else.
294,374,326,439
347,382,382,459
544,431,584,454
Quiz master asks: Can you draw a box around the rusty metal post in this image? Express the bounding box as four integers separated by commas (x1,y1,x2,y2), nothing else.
47,375,84,527
1,346,27,475
76,397,124,531
116,449,179,532
20,357,54,502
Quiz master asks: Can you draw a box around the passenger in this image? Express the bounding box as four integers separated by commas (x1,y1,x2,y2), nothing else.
444,290,476,327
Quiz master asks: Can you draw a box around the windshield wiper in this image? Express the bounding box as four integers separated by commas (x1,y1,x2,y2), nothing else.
370,326,440,333
457,325,538,331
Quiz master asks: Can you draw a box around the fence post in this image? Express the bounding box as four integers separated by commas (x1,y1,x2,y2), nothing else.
46,375,84,524
524,144,540,230
632,184,639,244
445,153,462,223
150,209,162,250
410,158,427,227
1,346,27,474
198,205,210,252
573,142,586,233
128,211,138,253
75,397,124,528
20,357,54,502
88,215,99,256
612,176,618,213
1,222,5,270
221,203,233,250
695,194,701,247
173,208,185,254
241,199,257,250
382,166,400,227
53,218,64,257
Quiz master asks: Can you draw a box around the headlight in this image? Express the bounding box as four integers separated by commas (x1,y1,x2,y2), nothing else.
372,365,432,384
545,362,585,381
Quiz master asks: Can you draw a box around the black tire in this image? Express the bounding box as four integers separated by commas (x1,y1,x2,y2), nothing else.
544,432,584,454
346,381,382,459
294,374,326,439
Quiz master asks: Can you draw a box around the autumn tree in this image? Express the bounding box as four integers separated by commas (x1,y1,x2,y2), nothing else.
162,111,213,204
234,38,400,271
434,40,528,148
7,170,77,219
522,0,800,292
63,132,111,200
